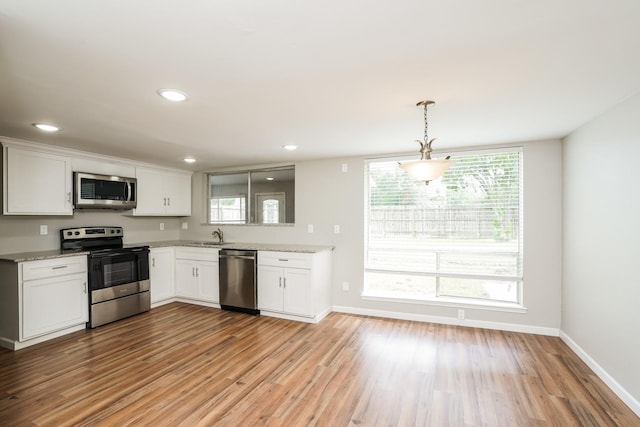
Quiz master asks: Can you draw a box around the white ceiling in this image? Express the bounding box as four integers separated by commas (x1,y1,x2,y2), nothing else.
1,1,639,171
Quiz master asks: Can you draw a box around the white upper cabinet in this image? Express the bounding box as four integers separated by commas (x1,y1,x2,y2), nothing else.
2,145,73,215
133,167,192,216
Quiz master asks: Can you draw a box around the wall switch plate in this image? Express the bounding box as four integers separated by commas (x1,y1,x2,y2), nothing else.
341,163,348,173
457,309,465,320
181,222,188,230
39,225,48,235
342,281,350,291
307,224,314,233
334,224,340,234
159,223,165,231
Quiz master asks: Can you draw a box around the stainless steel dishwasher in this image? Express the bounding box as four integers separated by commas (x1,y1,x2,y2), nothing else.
219,249,259,315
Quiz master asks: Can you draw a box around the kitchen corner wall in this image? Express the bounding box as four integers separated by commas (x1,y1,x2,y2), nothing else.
183,139,563,331
0,212,181,254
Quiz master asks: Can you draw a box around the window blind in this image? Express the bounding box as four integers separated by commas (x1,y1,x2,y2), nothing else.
365,148,523,304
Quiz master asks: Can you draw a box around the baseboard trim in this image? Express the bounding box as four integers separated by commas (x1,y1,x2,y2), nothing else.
260,310,318,324
0,323,87,351
332,305,559,336
560,330,640,417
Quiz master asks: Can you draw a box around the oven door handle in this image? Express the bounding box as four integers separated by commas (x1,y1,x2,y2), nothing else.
91,249,148,259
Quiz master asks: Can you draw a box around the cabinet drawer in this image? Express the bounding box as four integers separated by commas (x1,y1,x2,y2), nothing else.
258,251,312,269
22,256,87,281
175,247,219,262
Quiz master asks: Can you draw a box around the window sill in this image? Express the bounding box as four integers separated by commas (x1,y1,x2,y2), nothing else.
361,293,527,314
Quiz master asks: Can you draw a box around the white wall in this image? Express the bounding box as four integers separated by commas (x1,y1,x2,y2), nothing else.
562,93,640,405
0,212,181,254
184,139,563,331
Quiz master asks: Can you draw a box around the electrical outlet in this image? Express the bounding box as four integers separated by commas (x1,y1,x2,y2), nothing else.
457,309,465,320
342,281,350,291
341,163,348,173
334,224,340,234
159,223,165,231
39,225,48,235
181,222,188,230
307,224,314,233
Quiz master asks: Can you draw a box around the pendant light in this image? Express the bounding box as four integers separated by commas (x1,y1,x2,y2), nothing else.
399,100,453,184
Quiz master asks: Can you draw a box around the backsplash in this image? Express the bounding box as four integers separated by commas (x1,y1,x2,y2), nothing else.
0,211,181,254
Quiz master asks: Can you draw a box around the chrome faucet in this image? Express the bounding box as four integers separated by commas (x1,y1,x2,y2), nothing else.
212,228,224,243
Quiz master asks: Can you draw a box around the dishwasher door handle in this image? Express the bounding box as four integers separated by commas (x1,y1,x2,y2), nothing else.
219,255,256,260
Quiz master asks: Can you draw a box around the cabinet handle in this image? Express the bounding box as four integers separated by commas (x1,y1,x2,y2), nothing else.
67,192,72,204
163,197,167,206
279,277,282,288
52,265,68,270
192,267,195,277
283,277,286,288
152,257,156,267
195,267,199,278
83,282,87,294
167,197,171,206
278,259,288,262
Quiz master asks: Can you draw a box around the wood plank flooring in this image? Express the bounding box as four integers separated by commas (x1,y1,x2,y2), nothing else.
0,303,637,426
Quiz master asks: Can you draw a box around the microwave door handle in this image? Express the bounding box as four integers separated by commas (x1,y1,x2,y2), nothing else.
124,182,130,202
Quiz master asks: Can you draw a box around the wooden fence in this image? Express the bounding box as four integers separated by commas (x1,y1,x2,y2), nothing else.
368,206,519,239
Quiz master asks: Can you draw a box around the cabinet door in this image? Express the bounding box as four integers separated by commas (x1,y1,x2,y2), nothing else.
5,147,72,215
258,265,284,311
22,273,88,340
283,268,311,316
164,172,191,216
134,167,166,215
197,261,219,303
149,248,174,303
175,259,198,298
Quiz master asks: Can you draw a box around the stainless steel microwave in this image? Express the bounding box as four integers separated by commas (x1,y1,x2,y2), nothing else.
74,172,137,209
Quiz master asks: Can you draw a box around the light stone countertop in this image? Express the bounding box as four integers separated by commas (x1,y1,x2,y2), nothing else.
0,241,334,263
135,240,335,253
0,250,90,263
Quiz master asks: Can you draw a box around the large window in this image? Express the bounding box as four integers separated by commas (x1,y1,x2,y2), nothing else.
365,148,523,307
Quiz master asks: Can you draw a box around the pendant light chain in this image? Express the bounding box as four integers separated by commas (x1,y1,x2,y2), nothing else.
423,102,429,145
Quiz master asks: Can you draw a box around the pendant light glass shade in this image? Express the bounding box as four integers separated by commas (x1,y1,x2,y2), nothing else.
399,158,452,182
399,100,453,184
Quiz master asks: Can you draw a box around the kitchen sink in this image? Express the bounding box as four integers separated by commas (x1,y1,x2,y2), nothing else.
190,241,226,246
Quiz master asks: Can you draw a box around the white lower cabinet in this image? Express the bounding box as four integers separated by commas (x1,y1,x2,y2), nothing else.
0,255,89,350
258,250,332,323
174,248,219,304
149,247,175,305
22,271,88,340
21,256,88,341
258,265,311,316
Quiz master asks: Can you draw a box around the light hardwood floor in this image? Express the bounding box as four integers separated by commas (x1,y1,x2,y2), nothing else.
0,303,637,426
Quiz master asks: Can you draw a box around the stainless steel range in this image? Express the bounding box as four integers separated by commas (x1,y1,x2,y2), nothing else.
60,226,150,328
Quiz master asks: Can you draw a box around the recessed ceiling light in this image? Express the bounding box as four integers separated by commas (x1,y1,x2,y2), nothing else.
283,144,297,151
266,177,274,181
32,123,61,132
183,157,196,163
158,89,189,102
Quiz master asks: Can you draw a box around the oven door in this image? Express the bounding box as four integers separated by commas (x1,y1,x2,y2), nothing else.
89,247,150,292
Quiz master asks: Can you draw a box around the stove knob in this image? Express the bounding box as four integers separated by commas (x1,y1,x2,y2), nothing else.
66,231,72,236
110,230,115,234
117,229,121,233
74,231,80,235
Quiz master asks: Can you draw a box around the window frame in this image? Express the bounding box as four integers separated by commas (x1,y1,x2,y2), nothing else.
363,147,525,311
